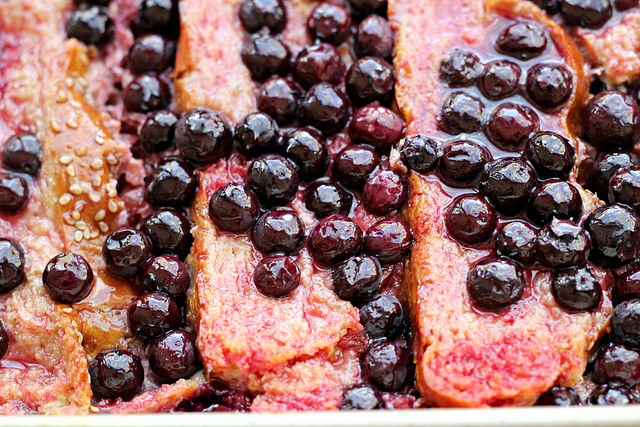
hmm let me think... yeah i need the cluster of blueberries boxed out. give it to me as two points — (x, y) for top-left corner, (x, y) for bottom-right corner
(531, 0), (637, 29)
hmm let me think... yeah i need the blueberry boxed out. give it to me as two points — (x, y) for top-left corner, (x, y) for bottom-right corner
(141, 209), (193, 259)
(208, 183), (260, 232)
(536, 219), (591, 269)
(123, 74), (171, 113)
(479, 158), (536, 214)
(252, 209), (305, 255)
(175, 108), (232, 165)
(354, 15), (393, 59)
(400, 135), (440, 174)
(149, 329), (200, 383)
(439, 91), (485, 135)
(103, 228), (153, 278)
(282, 128), (329, 181)
(485, 103), (540, 152)
(609, 165), (640, 209)
(257, 78), (301, 125)
(362, 169), (408, 215)
(591, 151), (640, 199)
(495, 221), (537, 266)
(0, 174), (29, 214)
(535, 386), (581, 406)
(241, 34), (291, 81)
(438, 140), (491, 186)
(253, 255), (300, 298)
(525, 132), (575, 180)
(2, 133), (42, 176)
(304, 180), (352, 218)
(361, 339), (411, 392)
(526, 64), (573, 110)
(246, 154), (299, 207)
(583, 91), (639, 151)
(446, 194), (497, 245)
(561, 0), (613, 29)
(234, 112), (280, 158)
(612, 299), (640, 349)
(495, 21), (548, 60)
(308, 214), (363, 267)
(307, 3), (351, 46)
(128, 34), (175, 74)
(364, 218), (412, 264)
(0, 239), (25, 294)
(239, 0), (287, 34)
(478, 60), (521, 100)
(467, 257), (526, 312)
(292, 43), (345, 88)
(140, 255), (190, 300)
(593, 343), (640, 386)
(585, 204), (640, 268)
(128, 292), (182, 341)
(346, 57), (395, 104)
(66, 5), (113, 47)
(89, 348), (144, 400)
(333, 145), (380, 189)
(588, 383), (640, 405)
(42, 253), (94, 304)
(347, 0), (387, 16)
(616, 268), (640, 302)
(297, 82), (350, 135)
(139, 111), (178, 153)
(145, 158), (197, 209)
(439, 50), (482, 88)
(528, 179), (583, 225)
(350, 105), (404, 153)
(138, 0), (177, 34)
(341, 384), (385, 410)
(332, 255), (381, 303)
(359, 294), (403, 339)
(552, 267), (602, 312)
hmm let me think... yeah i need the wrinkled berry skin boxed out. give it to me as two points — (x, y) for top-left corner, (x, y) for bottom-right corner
(362, 170), (408, 216)
(535, 386), (581, 406)
(587, 383), (640, 405)
(253, 256), (300, 298)
(364, 218), (412, 264)
(585, 204), (640, 269)
(340, 384), (385, 410)
(552, 267), (602, 312)
(176, 109), (232, 165)
(593, 343), (640, 386)
(308, 215), (363, 267)
(612, 299), (640, 349)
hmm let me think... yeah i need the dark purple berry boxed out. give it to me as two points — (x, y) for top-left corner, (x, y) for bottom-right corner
(209, 183), (260, 232)
(176, 108), (232, 165)
(588, 383), (640, 405)
(362, 169), (408, 215)
(332, 255), (381, 303)
(103, 228), (153, 278)
(42, 253), (94, 304)
(241, 34), (291, 81)
(341, 384), (385, 410)
(123, 74), (171, 113)
(525, 132), (575, 179)
(293, 43), (345, 88)
(616, 269), (640, 301)
(333, 145), (380, 189)
(145, 159), (197, 209)
(346, 57), (395, 104)
(2, 133), (41, 176)
(234, 112), (280, 158)
(485, 103), (540, 152)
(612, 299), (640, 348)
(526, 64), (573, 110)
(308, 214), (363, 266)
(141, 209), (192, 258)
(400, 135), (440, 174)
(0, 174), (29, 214)
(149, 329), (200, 383)
(246, 154), (299, 207)
(439, 91), (485, 135)
(140, 111), (178, 153)
(257, 78), (301, 125)
(347, 0), (387, 16)
(439, 49), (482, 88)
(615, 0), (637, 10)
(239, 0), (287, 33)
(307, 3), (351, 45)
(297, 82), (350, 135)
(361, 339), (411, 392)
(591, 151), (640, 199)
(0, 321), (8, 359)
(128, 292), (182, 341)
(495, 221), (537, 266)
(536, 219), (591, 269)
(253, 255), (300, 298)
(609, 165), (640, 209)
(355, 15), (393, 58)
(66, 5), (113, 46)
(583, 91), (639, 151)
(0, 239), (24, 294)
(364, 218), (412, 264)
(438, 140), (491, 186)
(552, 267), (602, 312)
(479, 158), (536, 214)
(350, 105), (404, 153)
(495, 21), (548, 60)
(593, 343), (640, 385)
(140, 255), (190, 300)
(528, 179), (583, 225)
(128, 34), (174, 74)
(446, 194), (497, 245)
(467, 257), (526, 312)
(252, 209), (305, 255)
(585, 204), (640, 268)
(90, 348), (144, 400)
(561, 0), (613, 29)
(304, 180), (352, 218)
(478, 60), (521, 100)
(535, 387), (580, 406)
(282, 128), (329, 181)
(359, 294), (403, 339)
(138, 0), (177, 34)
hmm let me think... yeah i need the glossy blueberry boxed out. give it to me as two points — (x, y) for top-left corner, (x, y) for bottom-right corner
(616, 268), (640, 301)
(308, 214), (363, 266)
(234, 112), (280, 158)
(176, 108), (232, 165)
(467, 257), (526, 312)
(583, 91), (639, 151)
(535, 387), (580, 406)
(293, 43), (345, 88)
(304, 180), (352, 218)
(593, 343), (640, 386)
(612, 299), (640, 348)
(610, 166), (640, 210)
(350, 105), (404, 153)
(439, 49), (483, 88)
(332, 255), (381, 303)
(340, 384), (385, 410)
(145, 159), (197, 209)
(0, 174), (29, 214)
(140, 111), (178, 153)
(239, 0), (287, 33)
(438, 140), (491, 186)
(591, 151), (640, 199)
(446, 194), (497, 245)
(90, 348), (144, 400)
(536, 219), (591, 269)
(346, 57), (395, 104)
(360, 294), (404, 339)
(347, 0), (387, 16)
(209, 183), (260, 232)
(480, 158), (536, 214)
(297, 82), (350, 135)
(128, 34), (174, 74)
(141, 209), (192, 258)
(364, 218), (412, 264)
(552, 267), (602, 312)
(123, 74), (171, 113)
(361, 339), (411, 392)
(241, 34), (291, 81)
(528, 179), (583, 225)
(2, 133), (41, 176)
(485, 103), (540, 152)
(282, 128), (329, 181)
(439, 91), (485, 135)
(478, 60), (521, 100)
(149, 329), (200, 383)
(140, 255), (190, 300)
(66, 5), (113, 46)
(252, 209), (305, 255)
(495, 221), (537, 267)
(526, 64), (573, 110)
(354, 15), (393, 59)
(246, 154), (299, 207)
(253, 255), (300, 298)
(257, 78), (301, 125)
(495, 21), (548, 60)
(333, 145), (380, 189)
(307, 3), (351, 45)
(43, 253), (94, 304)
(561, 0), (613, 29)
(362, 169), (408, 215)
(138, 0), (177, 34)
(588, 383), (640, 405)
(128, 292), (182, 341)
(400, 135), (440, 174)
(525, 132), (575, 179)
(0, 239), (24, 294)
(585, 204), (640, 268)
(103, 228), (153, 278)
